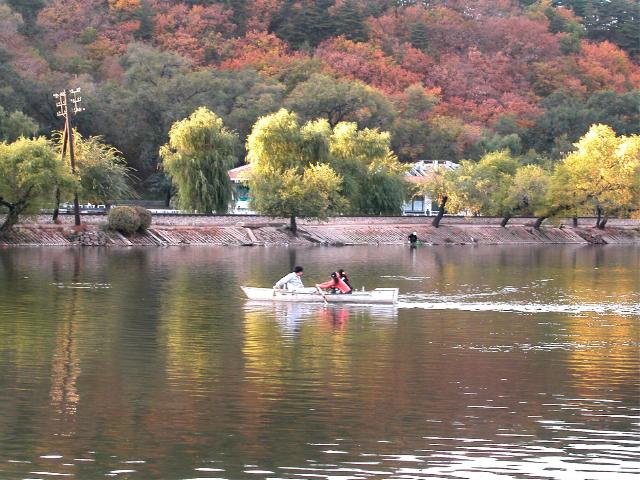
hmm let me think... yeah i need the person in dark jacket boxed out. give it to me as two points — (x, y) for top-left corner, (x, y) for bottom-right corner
(337, 269), (352, 292)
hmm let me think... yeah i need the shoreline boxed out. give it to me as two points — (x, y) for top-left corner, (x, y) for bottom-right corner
(1, 215), (639, 246)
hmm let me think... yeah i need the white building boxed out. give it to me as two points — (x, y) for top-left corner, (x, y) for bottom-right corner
(228, 164), (255, 214)
(402, 160), (458, 216)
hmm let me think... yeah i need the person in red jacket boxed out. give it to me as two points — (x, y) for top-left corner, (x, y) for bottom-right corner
(316, 271), (352, 294)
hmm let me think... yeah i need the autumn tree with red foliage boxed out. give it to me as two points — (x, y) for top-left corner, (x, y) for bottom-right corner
(316, 37), (422, 94)
(153, 2), (235, 66)
(220, 31), (307, 77)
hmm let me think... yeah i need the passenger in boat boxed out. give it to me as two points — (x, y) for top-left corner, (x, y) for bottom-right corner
(274, 266), (306, 291)
(316, 272), (352, 294)
(337, 269), (353, 293)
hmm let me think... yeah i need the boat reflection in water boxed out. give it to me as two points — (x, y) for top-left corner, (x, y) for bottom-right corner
(243, 301), (398, 335)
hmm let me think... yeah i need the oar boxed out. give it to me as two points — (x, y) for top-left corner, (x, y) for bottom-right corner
(315, 285), (329, 306)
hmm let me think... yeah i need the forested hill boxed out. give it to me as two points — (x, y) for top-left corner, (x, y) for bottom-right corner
(1, 0), (638, 182)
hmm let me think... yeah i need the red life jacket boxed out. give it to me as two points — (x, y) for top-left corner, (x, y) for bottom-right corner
(317, 276), (351, 293)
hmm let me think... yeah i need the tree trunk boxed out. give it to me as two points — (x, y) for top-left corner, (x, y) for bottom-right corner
(52, 187), (61, 223)
(73, 192), (81, 226)
(597, 211), (608, 229)
(0, 197), (20, 235)
(165, 189), (171, 208)
(289, 215), (297, 236)
(500, 214), (511, 227)
(595, 205), (602, 228)
(533, 216), (547, 230)
(572, 216), (578, 227)
(432, 195), (448, 228)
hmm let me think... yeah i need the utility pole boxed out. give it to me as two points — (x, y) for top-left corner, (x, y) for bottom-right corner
(53, 88), (84, 226)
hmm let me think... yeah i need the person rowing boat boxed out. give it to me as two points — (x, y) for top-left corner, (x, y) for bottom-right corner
(316, 271), (352, 294)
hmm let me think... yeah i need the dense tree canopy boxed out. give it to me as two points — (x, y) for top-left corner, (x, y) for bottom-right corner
(0, 0), (636, 200)
(439, 123), (640, 227)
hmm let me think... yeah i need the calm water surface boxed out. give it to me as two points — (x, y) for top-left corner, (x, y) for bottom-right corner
(0, 245), (638, 480)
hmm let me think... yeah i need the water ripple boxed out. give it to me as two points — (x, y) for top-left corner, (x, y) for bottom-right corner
(398, 294), (640, 316)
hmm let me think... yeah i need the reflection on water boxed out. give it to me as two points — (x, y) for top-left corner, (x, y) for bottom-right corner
(0, 245), (638, 480)
(244, 302), (398, 336)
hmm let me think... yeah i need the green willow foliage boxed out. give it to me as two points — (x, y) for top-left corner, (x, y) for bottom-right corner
(160, 107), (238, 214)
(246, 109), (344, 232)
(0, 136), (74, 233)
(53, 130), (136, 205)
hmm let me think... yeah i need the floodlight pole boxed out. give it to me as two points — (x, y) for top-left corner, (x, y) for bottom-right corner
(53, 88), (84, 226)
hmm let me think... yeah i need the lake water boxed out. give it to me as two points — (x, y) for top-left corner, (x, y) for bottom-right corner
(0, 245), (638, 480)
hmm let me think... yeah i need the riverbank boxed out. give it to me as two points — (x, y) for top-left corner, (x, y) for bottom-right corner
(1, 215), (639, 246)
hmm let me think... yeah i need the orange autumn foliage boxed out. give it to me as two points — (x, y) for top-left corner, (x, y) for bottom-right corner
(219, 31), (307, 77)
(315, 37), (423, 94)
(153, 3), (234, 66)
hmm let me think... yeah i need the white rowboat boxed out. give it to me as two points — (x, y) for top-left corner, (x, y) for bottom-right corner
(241, 286), (399, 304)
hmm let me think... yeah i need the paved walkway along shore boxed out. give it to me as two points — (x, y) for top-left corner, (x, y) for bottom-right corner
(1, 215), (639, 246)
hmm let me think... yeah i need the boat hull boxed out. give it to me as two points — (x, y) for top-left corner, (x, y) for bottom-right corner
(241, 287), (399, 304)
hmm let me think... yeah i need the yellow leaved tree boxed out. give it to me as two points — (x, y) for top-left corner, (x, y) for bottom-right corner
(553, 124), (640, 228)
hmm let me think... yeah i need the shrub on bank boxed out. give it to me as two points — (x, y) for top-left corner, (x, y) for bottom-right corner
(133, 206), (152, 231)
(107, 206), (141, 234)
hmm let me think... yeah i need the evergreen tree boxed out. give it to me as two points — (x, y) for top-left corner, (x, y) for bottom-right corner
(272, 0), (336, 49)
(553, 0), (639, 57)
(133, 0), (155, 41)
(6, 0), (44, 36)
(306, 0), (337, 47)
(333, 0), (368, 42)
(409, 21), (429, 52)
(525, 90), (640, 158)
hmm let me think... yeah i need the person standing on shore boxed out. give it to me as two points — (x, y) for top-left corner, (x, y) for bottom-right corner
(408, 231), (418, 246)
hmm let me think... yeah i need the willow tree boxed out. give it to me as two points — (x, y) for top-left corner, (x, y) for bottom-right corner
(53, 131), (135, 213)
(246, 109), (345, 234)
(329, 122), (409, 215)
(0, 137), (75, 234)
(74, 133), (136, 205)
(160, 107), (238, 213)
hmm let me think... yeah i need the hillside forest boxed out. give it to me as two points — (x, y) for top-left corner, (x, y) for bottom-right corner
(0, 0), (638, 196)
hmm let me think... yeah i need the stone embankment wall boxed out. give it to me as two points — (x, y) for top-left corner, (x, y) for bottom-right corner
(1, 214), (639, 246)
(12, 213), (640, 228)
